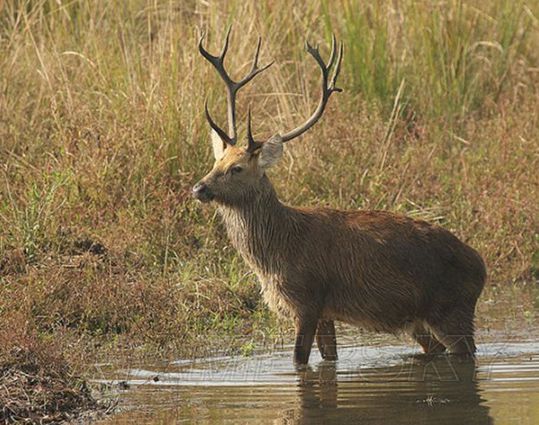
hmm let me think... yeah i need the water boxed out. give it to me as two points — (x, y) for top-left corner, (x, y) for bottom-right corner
(95, 284), (538, 424)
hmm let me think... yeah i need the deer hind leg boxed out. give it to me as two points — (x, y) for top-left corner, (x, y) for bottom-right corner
(411, 322), (446, 354)
(316, 320), (338, 361)
(427, 309), (477, 355)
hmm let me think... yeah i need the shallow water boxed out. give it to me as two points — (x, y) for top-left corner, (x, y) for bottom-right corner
(96, 284), (539, 424)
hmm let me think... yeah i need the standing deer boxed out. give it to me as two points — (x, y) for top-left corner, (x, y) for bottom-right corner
(193, 30), (486, 365)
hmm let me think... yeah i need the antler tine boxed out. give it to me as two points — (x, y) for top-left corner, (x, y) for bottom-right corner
(330, 42), (344, 92)
(198, 29), (233, 85)
(246, 108), (264, 153)
(220, 26), (231, 58)
(204, 100), (233, 145)
(237, 37), (275, 89)
(327, 34), (338, 71)
(199, 28), (273, 145)
(280, 34), (344, 143)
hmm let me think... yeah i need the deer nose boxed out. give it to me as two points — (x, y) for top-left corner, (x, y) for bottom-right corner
(192, 181), (213, 202)
(192, 181), (207, 196)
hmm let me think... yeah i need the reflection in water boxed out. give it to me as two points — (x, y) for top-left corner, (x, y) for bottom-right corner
(280, 356), (492, 425)
(97, 343), (539, 425)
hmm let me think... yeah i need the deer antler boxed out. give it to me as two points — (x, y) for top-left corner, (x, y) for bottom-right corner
(199, 28), (273, 145)
(280, 35), (343, 143)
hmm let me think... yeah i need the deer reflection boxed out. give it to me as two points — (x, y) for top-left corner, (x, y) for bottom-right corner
(277, 355), (493, 425)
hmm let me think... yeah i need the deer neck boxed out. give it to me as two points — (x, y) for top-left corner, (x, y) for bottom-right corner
(218, 175), (291, 273)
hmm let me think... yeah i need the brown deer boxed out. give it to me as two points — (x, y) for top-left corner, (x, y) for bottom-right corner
(193, 30), (486, 365)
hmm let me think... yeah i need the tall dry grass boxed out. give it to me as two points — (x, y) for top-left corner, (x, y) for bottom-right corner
(0, 0), (538, 356)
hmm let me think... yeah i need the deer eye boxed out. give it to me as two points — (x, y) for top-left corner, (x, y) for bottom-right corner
(230, 165), (243, 175)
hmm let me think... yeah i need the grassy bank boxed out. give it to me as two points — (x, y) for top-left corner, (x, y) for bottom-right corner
(1, 0), (538, 418)
(0, 315), (108, 422)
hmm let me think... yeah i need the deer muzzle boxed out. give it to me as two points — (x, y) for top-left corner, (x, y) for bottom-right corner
(192, 181), (214, 203)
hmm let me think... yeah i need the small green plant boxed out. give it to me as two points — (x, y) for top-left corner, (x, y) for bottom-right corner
(240, 341), (255, 357)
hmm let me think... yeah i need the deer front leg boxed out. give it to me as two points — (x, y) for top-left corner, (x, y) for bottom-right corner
(294, 316), (318, 365)
(316, 320), (338, 360)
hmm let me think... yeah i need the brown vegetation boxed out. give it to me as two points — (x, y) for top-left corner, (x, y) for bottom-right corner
(0, 0), (538, 419)
(0, 316), (105, 423)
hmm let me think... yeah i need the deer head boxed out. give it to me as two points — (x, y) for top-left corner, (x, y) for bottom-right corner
(193, 29), (343, 205)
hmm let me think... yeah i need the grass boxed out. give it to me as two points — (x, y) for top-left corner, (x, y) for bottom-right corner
(327, 0), (537, 121)
(0, 0), (538, 419)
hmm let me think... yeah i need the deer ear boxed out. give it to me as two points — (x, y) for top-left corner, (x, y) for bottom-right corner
(211, 130), (227, 160)
(258, 136), (283, 169)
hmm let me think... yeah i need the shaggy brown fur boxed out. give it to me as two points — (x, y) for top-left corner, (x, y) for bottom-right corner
(193, 144), (486, 365)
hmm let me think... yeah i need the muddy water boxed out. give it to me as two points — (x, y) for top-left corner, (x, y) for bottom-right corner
(96, 284), (538, 424)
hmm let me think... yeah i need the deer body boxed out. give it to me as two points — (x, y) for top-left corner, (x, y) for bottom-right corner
(216, 172), (485, 363)
(194, 31), (486, 364)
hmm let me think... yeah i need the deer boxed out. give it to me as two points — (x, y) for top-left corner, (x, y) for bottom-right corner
(192, 29), (486, 366)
